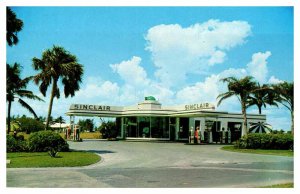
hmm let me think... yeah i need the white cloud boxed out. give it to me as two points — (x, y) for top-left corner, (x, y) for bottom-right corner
(144, 82), (175, 104)
(110, 56), (150, 87)
(218, 68), (248, 79)
(174, 68), (247, 112)
(176, 75), (220, 104)
(76, 80), (120, 100)
(268, 75), (284, 84)
(246, 51), (271, 83)
(208, 50), (226, 66)
(145, 19), (251, 87)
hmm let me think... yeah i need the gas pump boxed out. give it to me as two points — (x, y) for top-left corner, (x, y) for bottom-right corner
(189, 127), (194, 144)
(73, 125), (80, 141)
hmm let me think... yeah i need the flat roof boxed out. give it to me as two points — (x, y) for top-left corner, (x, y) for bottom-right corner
(65, 99), (266, 120)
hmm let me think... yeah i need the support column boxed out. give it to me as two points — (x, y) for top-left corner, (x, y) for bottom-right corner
(221, 121), (227, 143)
(200, 118), (205, 141)
(209, 131), (213, 143)
(175, 117), (180, 140)
(121, 117), (124, 139)
(69, 115), (75, 140)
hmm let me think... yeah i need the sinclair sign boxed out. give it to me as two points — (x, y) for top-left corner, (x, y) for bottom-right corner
(70, 104), (114, 111)
(184, 103), (215, 111)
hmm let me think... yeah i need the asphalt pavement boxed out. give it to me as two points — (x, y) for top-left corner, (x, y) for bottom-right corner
(6, 140), (294, 188)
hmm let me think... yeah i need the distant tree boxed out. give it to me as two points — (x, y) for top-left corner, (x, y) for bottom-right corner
(272, 81), (294, 134)
(32, 45), (84, 130)
(37, 116), (46, 122)
(78, 119), (94, 132)
(7, 7), (23, 46)
(217, 76), (257, 136)
(16, 117), (45, 134)
(55, 116), (66, 130)
(6, 63), (44, 134)
(247, 83), (278, 114)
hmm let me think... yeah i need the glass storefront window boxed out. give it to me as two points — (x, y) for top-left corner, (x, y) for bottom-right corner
(116, 117), (122, 137)
(124, 116), (170, 139)
(124, 117), (137, 137)
(138, 117), (150, 138)
(151, 117), (169, 138)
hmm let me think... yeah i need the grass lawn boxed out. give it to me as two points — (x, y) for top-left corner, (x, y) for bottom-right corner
(7, 151), (101, 168)
(59, 132), (103, 139)
(260, 183), (293, 188)
(221, 145), (293, 157)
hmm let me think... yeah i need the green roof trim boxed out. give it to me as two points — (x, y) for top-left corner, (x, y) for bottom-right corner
(145, 96), (156, 101)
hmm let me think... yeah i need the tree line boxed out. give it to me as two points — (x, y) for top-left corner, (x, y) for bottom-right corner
(6, 7), (84, 133)
(217, 76), (294, 135)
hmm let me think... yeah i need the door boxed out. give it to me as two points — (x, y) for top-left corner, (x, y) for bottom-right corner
(126, 123), (137, 137)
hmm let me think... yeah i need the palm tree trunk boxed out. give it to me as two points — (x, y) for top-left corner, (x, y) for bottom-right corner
(258, 105), (262, 114)
(45, 80), (57, 130)
(241, 101), (248, 137)
(7, 100), (12, 134)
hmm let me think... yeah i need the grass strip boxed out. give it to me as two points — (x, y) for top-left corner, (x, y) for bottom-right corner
(260, 183), (293, 188)
(221, 145), (293, 157)
(7, 151), (101, 168)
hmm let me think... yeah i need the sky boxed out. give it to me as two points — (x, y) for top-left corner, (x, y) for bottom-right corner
(6, 6), (294, 130)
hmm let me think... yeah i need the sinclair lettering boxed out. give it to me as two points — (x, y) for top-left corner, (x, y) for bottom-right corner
(185, 103), (213, 110)
(74, 104), (111, 111)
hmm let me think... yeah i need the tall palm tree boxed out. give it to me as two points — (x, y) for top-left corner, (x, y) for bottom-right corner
(32, 45), (84, 130)
(7, 7), (23, 46)
(6, 63), (44, 134)
(247, 83), (278, 114)
(217, 76), (257, 136)
(272, 81), (294, 133)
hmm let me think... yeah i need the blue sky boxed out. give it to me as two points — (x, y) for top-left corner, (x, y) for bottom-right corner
(6, 6), (294, 130)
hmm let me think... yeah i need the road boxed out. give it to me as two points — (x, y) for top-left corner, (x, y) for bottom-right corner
(7, 140), (293, 188)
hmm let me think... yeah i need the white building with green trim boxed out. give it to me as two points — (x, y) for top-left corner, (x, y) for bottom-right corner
(66, 96), (266, 143)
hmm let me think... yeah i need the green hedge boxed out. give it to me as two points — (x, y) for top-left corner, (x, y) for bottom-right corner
(234, 133), (293, 150)
(28, 130), (69, 152)
(7, 135), (28, 152)
(15, 117), (45, 134)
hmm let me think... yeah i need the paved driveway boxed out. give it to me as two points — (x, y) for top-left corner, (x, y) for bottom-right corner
(7, 140), (293, 188)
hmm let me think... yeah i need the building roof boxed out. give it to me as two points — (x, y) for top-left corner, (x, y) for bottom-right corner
(65, 97), (266, 121)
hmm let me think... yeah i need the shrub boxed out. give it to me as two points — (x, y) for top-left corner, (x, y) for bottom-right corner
(99, 121), (118, 139)
(16, 117), (45, 134)
(235, 133), (293, 150)
(7, 135), (28, 152)
(28, 130), (69, 152)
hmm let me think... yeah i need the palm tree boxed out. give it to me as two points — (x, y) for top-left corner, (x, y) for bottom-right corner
(55, 116), (66, 130)
(272, 81), (294, 133)
(217, 76), (257, 136)
(32, 45), (84, 130)
(7, 7), (23, 46)
(6, 63), (44, 134)
(247, 83), (278, 114)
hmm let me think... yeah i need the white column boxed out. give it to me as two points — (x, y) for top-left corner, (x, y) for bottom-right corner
(121, 117), (124, 139)
(221, 121), (227, 143)
(209, 131), (213, 143)
(200, 118), (205, 141)
(175, 117), (179, 140)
